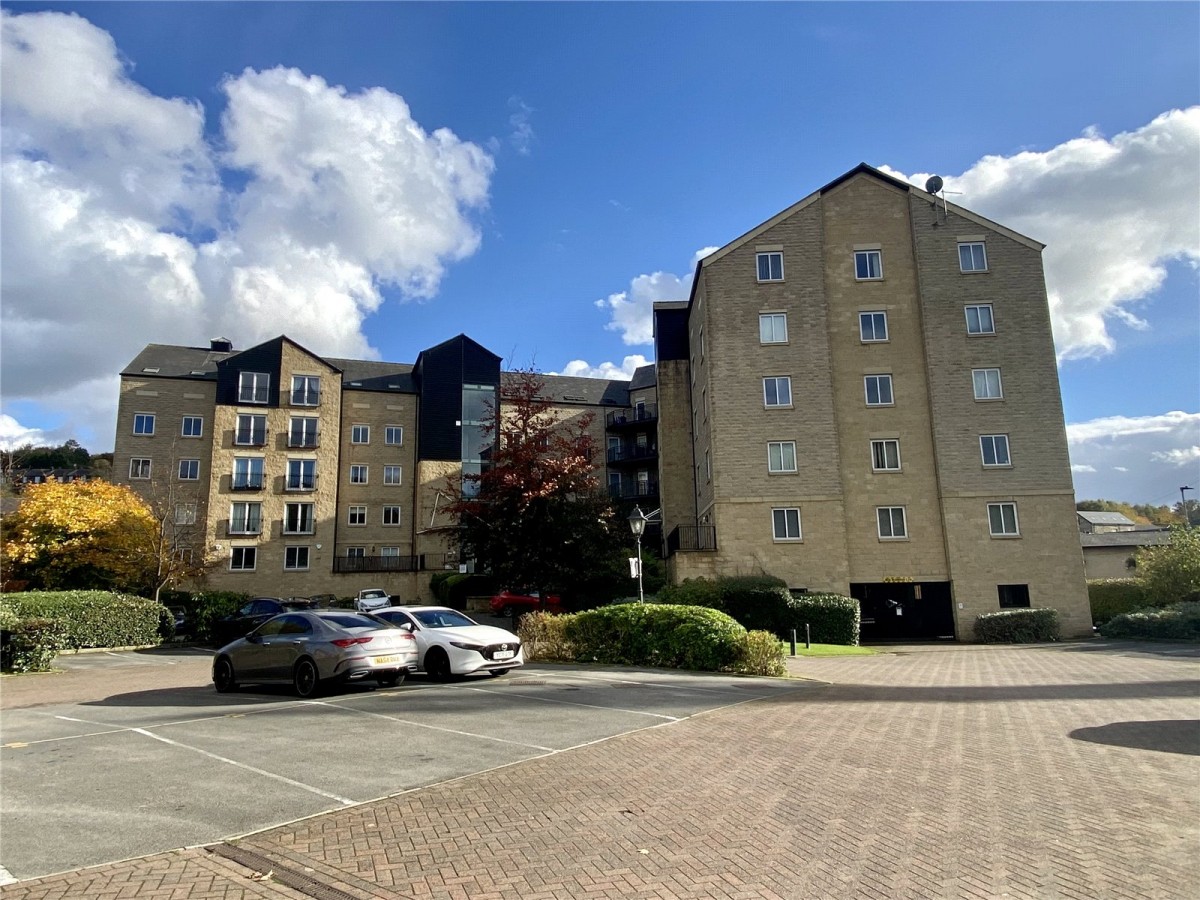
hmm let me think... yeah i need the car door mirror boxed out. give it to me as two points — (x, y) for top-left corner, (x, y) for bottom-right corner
(245, 632), (262, 644)
(400, 622), (414, 632)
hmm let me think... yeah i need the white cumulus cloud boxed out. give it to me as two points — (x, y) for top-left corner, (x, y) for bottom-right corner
(1066, 411), (1200, 502)
(595, 246), (719, 346)
(1152, 446), (1200, 466)
(553, 355), (652, 381)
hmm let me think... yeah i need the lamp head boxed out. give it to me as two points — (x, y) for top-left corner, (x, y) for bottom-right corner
(627, 506), (647, 536)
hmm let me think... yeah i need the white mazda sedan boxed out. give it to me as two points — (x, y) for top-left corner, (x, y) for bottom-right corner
(372, 606), (523, 680)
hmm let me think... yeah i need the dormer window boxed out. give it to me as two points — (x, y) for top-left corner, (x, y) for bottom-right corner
(239, 372), (270, 404)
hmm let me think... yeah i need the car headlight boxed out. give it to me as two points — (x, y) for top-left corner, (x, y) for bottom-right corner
(448, 641), (484, 652)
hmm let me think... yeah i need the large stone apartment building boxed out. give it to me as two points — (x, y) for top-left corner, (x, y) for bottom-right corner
(112, 163), (1091, 640)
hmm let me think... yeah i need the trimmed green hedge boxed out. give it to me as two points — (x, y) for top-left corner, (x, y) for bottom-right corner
(1099, 601), (1200, 641)
(1087, 579), (1150, 626)
(566, 604), (747, 671)
(738, 630), (787, 676)
(0, 591), (164, 650)
(1, 617), (68, 673)
(184, 591), (251, 644)
(974, 608), (1061, 643)
(432, 573), (496, 609)
(785, 593), (861, 646)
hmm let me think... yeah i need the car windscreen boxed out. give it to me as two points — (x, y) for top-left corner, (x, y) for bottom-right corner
(321, 613), (399, 631)
(411, 609), (478, 629)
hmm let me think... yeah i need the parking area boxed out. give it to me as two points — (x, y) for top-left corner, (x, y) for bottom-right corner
(0, 650), (805, 880)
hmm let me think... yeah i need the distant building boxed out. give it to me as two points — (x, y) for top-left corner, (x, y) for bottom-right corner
(1080, 529), (1171, 580)
(1076, 511), (1138, 533)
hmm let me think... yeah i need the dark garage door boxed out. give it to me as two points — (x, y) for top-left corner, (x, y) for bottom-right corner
(851, 582), (955, 642)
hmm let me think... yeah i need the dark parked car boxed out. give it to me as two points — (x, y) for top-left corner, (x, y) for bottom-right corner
(212, 597), (315, 646)
(212, 610), (419, 698)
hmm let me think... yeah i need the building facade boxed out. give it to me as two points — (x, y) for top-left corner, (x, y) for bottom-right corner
(112, 164), (1090, 639)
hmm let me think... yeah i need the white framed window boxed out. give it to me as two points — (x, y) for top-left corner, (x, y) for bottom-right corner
(346, 546), (365, 558)
(772, 507), (802, 541)
(380, 546), (401, 558)
(133, 413), (155, 436)
(284, 546), (310, 571)
(348, 505), (367, 526)
(181, 416), (203, 438)
(287, 459), (316, 490)
(972, 368), (1003, 400)
(130, 458), (151, 480)
(877, 506), (907, 539)
(229, 502), (261, 534)
(232, 457), (264, 490)
(980, 434), (1011, 467)
(864, 374), (894, 407)
(350, 464), (368, 485)
(174, 502), (197, 526)
(756, 252), (784, 282)
(704, 449), (711, 482)
(288, 417), (318, 448)
(235, 414), (267, 446)
(759, 313), (788, 344)
(290, 375), (320, 406)
(871, 439), (901, 472)
(384, 465), (402, 485)
(284, 502), (314, 535)
(959, 242), (988, 273)
(382, 505), (402, 526)
(855, 249), (883, 280)
(763, 376), (792, 408)
(965, 305), (995, 335)
(988, 502), (1020, 536)
(859, 311), (888, 342)
(230, 546), (257, 571)
(238, 371), (270, 404)
(385, 425), (404, 446)
(178, 459), (200, 481)
(351, 424), (370, 444)
(767, 441), (797, 473)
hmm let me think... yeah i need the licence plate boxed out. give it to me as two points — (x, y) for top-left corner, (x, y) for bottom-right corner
(372, 655), (402, 666)
(494, 650), (515, 660)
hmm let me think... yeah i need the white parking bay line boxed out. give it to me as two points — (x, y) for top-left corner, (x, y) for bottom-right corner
(0, 863), (16, 885)
(462, 686), (682, 719)
(306, 701), (557, 752)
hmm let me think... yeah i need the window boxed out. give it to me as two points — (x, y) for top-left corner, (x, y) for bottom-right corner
(287, 459), (316, 490)
(871, 439), (901, 471)
(238, 371), (270, 404)
(855, 249), (883, 280)
(133, 413), (155, 436)
(704, 449), (711, 482)
(759, 313), (788, 344)
(988, 502), (1020, 536)
(130, 458), (151, 480)
(348, 506), (367, 526)
(384, 465), (402, 485)
(235, 414), (267, 446)
(980, 434), (1011, 467)
(763, 376), (792, 407)
(385, 425), (404, 446)
(767, 441), (797, 473)
(174, 503), (197, 526)
(181, 416), (203, 438)
(350, 464), (368, 485)
(351, 424), (370, 444)
(864, 375), (894, 406)
(284, 502), (314, 534)
(232, 457), (264, 490)
(756, 252), (784, 282)
(284, 547), (310, 571)
(178, 459), (200, 481)
(382, 505), (402, 526)
(859, 311), (888, 342)
(290, 375), (320, 406)
(959, 242), (988, 273)
(230, 547), (257, 571)
(346, 546), (365, 558)
(380, 546), (401, 558)
(289, 417), (318, 448)
(973, 368), (1003, 400)
(772, 508), (802, 541)
(965, 305), (995, 335)
(229, 502), (261, 534)
(998, 584), (1030, 609)
(877, 506), (907, 539)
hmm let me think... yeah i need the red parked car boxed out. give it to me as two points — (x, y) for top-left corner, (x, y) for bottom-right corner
(489, 590), (563, 616)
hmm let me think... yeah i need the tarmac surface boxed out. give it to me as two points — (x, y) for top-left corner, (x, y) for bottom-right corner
(1, 639), (1198, 899)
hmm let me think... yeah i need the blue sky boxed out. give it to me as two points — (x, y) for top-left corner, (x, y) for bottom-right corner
(1, 2), (1197, 507)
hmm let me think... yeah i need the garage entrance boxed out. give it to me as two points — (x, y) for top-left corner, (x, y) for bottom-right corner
(851, 582), (955, 642)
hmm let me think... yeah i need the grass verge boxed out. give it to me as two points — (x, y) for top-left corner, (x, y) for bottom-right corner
(781, 642), (876, 658)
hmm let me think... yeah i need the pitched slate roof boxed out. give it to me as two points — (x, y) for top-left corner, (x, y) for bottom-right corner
(121, 344), (233, 380)
(1077, 511), (1137, 526)
(508, 371), (631, 406)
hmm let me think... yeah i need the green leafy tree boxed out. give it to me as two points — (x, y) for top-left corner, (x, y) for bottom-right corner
(446, 370), (631, 605)
(1134, 525), (1200, 605)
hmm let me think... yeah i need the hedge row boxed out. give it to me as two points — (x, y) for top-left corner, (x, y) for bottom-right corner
(1087, 579), (1150, 626)
(0, 590), (166, 651)
(974, 608), (1061, 643)
(1099, 601), (1200, 641)
(430, 573), (495, 610)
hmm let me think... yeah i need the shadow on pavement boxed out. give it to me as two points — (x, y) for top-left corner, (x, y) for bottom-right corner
(762, 679), (1200, 705)
(1054, 640), (1200, 660)
(1070, 720), (1200, 756)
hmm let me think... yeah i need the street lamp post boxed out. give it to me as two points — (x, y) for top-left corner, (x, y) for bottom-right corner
(628, 506), (647, 604)
(1182, 486), (1195, 525)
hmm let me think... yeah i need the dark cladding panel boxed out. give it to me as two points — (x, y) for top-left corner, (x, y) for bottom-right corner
(655, 307), (690, 361)
(416, 335), (501, 461)
(215, 338), (284, 407)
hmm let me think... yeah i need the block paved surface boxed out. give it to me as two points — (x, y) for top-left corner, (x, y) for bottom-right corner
(3, 641), (1198, 899)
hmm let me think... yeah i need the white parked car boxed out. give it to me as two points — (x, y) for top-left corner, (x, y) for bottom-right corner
(355, 588), (392, 613)
(372, 606), (523, 680)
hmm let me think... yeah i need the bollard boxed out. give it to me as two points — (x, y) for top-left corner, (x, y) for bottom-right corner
(805, 623), (811, 649)
(790, 628), (797, 657)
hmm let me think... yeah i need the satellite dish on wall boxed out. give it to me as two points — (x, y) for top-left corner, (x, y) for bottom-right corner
(925, 175), (944, 194)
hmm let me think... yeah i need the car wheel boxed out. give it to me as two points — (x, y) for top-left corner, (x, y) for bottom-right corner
(293, 658), (321, 698)
(488, 668), (510, 677)
(500, 605), (514, 617)
(378, 672), (406, 688)
(213, 657), (238, 692)
(425, 647), (453, 682)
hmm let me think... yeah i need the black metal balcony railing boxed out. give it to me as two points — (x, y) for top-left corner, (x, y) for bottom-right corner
(334, 555), (421, 574)
(667, 525), (717, 555)
(287, 436), (319, 449)
(234, 431), (268, 447)
(606, 405), (658, 428)
(226, 519), (262, 536)
(285, 475), (318, 491)
(607, 445), (658, 464)
(230, 476), (265, 491)
(238, 387), (271, 404)
(609, 480), (660, 500)
(290, 391), (321, 406)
